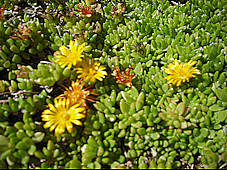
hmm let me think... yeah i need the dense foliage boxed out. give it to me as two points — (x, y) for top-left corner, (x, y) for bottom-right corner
(0, 0), (226, 169)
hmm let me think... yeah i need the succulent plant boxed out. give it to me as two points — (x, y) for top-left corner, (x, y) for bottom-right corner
(158, 98), (193, 129)
(201, 149), (219, 169)
(0, 80), (10, 92)
(28, 62), (71, 87)
(0, 0), (226, 169)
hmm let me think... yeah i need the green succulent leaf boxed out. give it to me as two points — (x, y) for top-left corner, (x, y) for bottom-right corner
(32, 132), (45, 143)
(214, 110), (226, 123)
(0, 135), (9, 153)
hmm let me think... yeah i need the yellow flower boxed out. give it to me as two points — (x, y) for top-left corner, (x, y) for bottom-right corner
(164, 59), (201, 86)
(54, 40), (85, 69)
(75, 59), (107, 82)
(41, 98), (85, 136)
(57, 80), (97, 107)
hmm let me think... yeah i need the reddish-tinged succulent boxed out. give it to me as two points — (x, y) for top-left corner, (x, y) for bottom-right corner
(112, 3), (126, 16)
(111, 65), (135, 87)
(76, 4), (94, 17)
(0, 5), (6, 21)
(15, 65), (32, 79)
(10, 23), (38, 42)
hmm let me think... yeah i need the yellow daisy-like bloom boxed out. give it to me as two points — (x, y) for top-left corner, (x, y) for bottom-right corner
(57, 80), (97, 107)
(41, 98), (85, 136)
(164, 59), (201, 86)
(75, 59), (107, 82)
(54, 40), (85, 69)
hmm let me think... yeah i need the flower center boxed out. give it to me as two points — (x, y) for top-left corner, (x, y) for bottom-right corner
(63, 113), (70, 121)
(59, 111), (70, 121)
(71, 89), (85, 99)
(178, 70), (186, 79)
(89, 67), (97, 75)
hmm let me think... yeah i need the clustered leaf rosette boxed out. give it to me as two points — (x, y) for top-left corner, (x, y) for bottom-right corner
(42, 39), (108, 136)
(111, 65), (135, 87)
(164, 59), (201, 86)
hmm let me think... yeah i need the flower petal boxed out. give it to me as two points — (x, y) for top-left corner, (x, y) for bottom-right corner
(66, 122), (73, 133)
(71, 120), (83, 126)
(59, 46), (70, 56)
